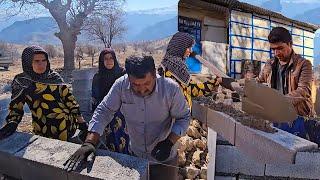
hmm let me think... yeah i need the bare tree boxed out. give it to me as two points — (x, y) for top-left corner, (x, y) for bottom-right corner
(0, 41), (17, 60)
(140, 41), (154, 55)
(0, 41), (9, 53)
(1, 0), (123, 72)
(75, 45), (84, 69)
(85, 8), (126, 48)
(85, 44), (98, 67)
(133, 42), (139, 52)
(119, 42), (126, 54)
(112, 42), (126, 54)
(44, 44), (58, 58)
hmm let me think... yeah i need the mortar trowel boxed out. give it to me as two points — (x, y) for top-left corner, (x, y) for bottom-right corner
(194, 54), (239, 91)
(242, 79), (297, 123)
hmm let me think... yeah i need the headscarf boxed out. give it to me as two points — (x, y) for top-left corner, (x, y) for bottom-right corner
(11, 45), (63, 101)
(160, 32), (194, 86)
(92, 49), (124, 101)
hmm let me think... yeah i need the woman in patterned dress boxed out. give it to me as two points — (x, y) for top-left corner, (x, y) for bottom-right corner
(91, 49), (129, 154)
(158, 32), (235, 107)
(0, 45), (88, 141)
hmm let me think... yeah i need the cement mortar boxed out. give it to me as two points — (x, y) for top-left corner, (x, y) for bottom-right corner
(194, 96), (276, 133)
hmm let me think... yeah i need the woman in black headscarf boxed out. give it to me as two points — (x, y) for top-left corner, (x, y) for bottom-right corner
(91, 49), (125, 109)
(159, 32), (234, 108)
(0, 45), (88, 141)
(91, 49), (129, 154)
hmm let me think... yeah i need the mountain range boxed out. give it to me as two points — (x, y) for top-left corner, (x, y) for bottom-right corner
(0, 7), (178, 44)
(0, 0), (319, 63)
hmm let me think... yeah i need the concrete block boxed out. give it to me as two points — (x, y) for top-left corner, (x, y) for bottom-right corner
(0, 152), (21, 179)
(19, 158), (68, 180)
(215, 176), (236, 180)
(77, 99), (91, 113)
(0, 94), (11, 110)
(0, 132), (37, 179)
(206, 109), (236, 145)
(0, 93), (30, 127)
(68, 149), (148, 180)
(14, 136), (73, 180)
(0, 110), (8, 127)
(215, 145), (265, 177)
(191, 100), (207, 123)
(265, 164), (320, 179)
(217, 135), (233, 146)
(72, 68), (97, 80)
(0, 94), (11, 126)
(295, 151), (320, 165)
(235, 123), (317, 164)
(0, 132), (36, 154)
(72, 80), (92, 92)
(207, 127), (217, 180)
(265, 151), (320, 179)
(14, 135), (148, 180)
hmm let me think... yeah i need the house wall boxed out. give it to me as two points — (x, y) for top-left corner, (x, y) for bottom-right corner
(179, 2), (316, 78)
(229, 10), (316, 78)
(178, 6), (229, 75)
(179, 7), (228, 43)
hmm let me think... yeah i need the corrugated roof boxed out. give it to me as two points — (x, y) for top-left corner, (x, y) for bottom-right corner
(179, 0), (319, 31)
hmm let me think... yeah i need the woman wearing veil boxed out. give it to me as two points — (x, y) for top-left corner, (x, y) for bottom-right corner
(0, 45), (88, 141)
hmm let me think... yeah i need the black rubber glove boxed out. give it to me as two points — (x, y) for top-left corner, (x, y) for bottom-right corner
(220, 77), (236, 91)
(77, 122), (88, 142)
(0, 122), (18, 140)
(151, 138), (174, 162)
(63, 142), (96, 172)
(305, 119), (320, 145)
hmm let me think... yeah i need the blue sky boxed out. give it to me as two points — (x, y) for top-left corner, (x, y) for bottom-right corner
(124, 0), (178, 11)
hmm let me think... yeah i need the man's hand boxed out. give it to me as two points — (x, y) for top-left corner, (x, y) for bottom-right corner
(151, 138), (174, 162)
(231, 82), (244, 97)
(63, 142), (96, 172)
(0, 122), (18, 140)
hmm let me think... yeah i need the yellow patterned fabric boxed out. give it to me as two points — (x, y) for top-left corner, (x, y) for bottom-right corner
(163, 70), (219, 108)
(6, 82), (81, 141)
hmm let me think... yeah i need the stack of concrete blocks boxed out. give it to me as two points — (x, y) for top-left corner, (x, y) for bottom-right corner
(0, 132), (148, 180)
(0, 94), (11, 127)
(192, 100), (320, 179)
(72, 68), (98, 122)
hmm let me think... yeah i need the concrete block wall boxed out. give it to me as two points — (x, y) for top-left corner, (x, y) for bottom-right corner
(215, 144), (320, 180)
(206, 109), (236, 145)
(192, 101), (318, 164)
(0, 132), (148, 180)
(192, 100), (320, 179)
(235, 122), (317, 164)
(265, 150), (320, 179)
(72, 68), (97, 122)
(207, 127), (217, 180)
